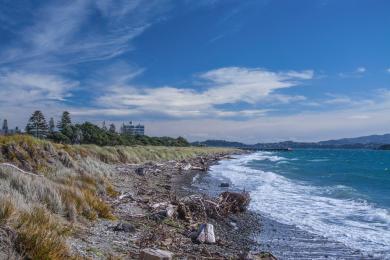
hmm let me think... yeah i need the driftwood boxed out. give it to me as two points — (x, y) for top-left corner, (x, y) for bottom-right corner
(0, 163), (43, 177)
(218, 191), (250, 214)
(177, 192), (250, 222)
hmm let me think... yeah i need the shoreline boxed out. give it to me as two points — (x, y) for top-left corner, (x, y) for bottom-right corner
(69, 150), (274, 259)
(67, 149), (380, 259)
(193, 151), (379, 260)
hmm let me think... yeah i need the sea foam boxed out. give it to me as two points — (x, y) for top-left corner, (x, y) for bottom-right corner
(210, 152), (390, 258)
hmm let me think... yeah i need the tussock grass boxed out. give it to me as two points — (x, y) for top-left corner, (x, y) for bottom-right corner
(0, 196), (15, 224)
(0, 135), (237, 258)
(15, 207), (70, 260)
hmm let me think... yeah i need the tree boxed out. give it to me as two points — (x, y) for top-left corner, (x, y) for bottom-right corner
(109, 123), (116, 133)
(49, 117), (55, 133)
(26, 111), (48, 138)
(57, 111), (72, 131)
(78, 122), (109, 146)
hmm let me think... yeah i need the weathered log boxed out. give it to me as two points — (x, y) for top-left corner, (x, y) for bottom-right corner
(218, 191), (250, 214)
(177, 192), (250, 222)
(139, 248), (173, 260)
(196, 223), (216, 244)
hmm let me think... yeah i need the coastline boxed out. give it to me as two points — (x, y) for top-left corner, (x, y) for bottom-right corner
(69, 150), (273, 259)
(68, 149), (377, 259)
(191, 151), (380, 260)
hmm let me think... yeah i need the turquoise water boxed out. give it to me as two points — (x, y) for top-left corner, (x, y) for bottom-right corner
(250, 149), (390, 208)
(208, 149), (390, 258)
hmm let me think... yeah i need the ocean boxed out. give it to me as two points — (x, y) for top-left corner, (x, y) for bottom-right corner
(194, 149), (390, 259)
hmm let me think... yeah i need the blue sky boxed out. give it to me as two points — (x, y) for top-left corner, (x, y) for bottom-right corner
(0, 0), (390, 143)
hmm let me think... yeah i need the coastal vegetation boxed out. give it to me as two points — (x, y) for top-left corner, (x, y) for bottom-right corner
(24, 110), (190, 147)
(0, 134), (235, 259)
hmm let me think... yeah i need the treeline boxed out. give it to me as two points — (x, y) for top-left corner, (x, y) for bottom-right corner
(24, 110), (189, 147)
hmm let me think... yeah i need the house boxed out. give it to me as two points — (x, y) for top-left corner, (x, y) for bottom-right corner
(121, 121), (145, 135)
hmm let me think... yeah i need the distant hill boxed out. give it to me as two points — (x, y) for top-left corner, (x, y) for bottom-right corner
(193, 133), (390, 149)
(318, 134), (390, 145)
(191, 140), (247, 148)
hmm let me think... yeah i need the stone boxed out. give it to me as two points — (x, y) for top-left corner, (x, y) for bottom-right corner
(220, 182), (229, 188)
(113, 222), (135, 233)
(135, 167), (145, 176)
(182, 163), (192, 171)
(151, 202), (168, 209)
(151, 211), (167, 221)
(166, 205), (176, 218)
(196, 223), (216, 244)
(139, 248), (173, 260)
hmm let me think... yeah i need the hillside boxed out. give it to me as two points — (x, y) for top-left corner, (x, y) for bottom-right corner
(318, 133), (390, 145)
(194, 133), (390, 149)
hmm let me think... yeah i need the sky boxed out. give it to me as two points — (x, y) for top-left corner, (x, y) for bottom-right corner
(0, 0), (390, 143)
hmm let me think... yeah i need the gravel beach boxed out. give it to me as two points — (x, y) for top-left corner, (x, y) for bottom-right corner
(69, 152), (273, 259)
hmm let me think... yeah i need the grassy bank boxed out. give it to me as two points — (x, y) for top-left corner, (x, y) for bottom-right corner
(0, 135), (237, 259)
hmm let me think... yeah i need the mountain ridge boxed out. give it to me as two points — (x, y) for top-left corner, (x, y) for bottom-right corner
(193, 133), (390, 149)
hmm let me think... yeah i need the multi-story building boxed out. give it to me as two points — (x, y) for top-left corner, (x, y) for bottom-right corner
(0, 119), (20, 135)
(121, 121), (145, 135)
(1, 119), (8, 135)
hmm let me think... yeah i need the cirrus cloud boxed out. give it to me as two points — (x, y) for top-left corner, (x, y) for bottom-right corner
(89, 67), (313, 119)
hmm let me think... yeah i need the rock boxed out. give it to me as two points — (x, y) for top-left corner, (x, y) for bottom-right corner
(220, 182), (229, 188)
(139, 248), (173, 260)
(113, 222), (135, 233)
(150, 211), (167, 221)
(196, 223), (216, 244)
(151, 202), (168, 209)
(182, 163), (192, 171)
(166, 205), (176, 218)
(240, 251), (277, 260)
(151, 203), (176, 218)
(135, 167), (145, 176)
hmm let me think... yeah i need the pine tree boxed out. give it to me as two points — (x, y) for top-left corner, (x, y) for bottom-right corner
(26, 111), (48, 138)
(49, 117), (55, 133)
(109, 123), (116, 133)
(57, 111), (72, 130)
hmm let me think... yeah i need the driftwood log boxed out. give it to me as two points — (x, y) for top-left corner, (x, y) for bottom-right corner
(177, 191), (250, 222)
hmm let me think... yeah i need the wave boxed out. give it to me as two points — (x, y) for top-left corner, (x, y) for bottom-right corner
(209, 152), (390, 258)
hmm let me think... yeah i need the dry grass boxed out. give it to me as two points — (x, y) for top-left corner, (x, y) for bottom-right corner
(0, 134), (237, 258)
(0, 196), (15, 224)
(15, 207), (70, 260)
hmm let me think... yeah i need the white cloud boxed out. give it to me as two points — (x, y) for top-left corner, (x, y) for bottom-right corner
(0, 0), (169, 68)
(283, 70), (314, 79)
(324, 96), (353, 105)
(338, 67), (367, 78)
(141, 98), (390, 143)
(387, 68), (390, 73)
(356, 67), (366, 73)
(0, 71), (78, 103)
(93, 67), (313, 118)
(323, 94), (375, 107)
(0, 71), (79, 129)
